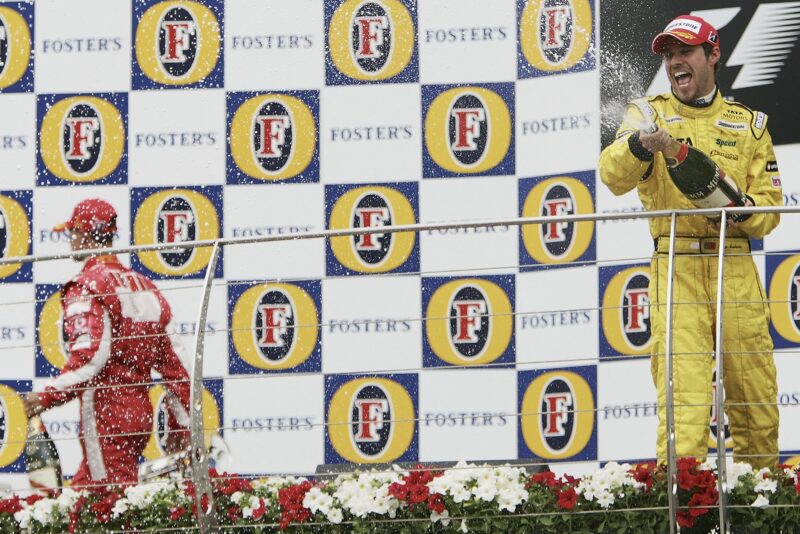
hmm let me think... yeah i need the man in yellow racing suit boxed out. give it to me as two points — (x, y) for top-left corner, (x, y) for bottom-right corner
(599, 14), (782, 469)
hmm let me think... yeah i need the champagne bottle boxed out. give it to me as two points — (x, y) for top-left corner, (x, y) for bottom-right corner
(661, 140), (748, 210)
(25, 416), (63, 496)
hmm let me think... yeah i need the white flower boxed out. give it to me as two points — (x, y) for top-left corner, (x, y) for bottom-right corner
(754, 478), (777, 494)
(112, 498), (130, 518)
(230, 491), (245, 505)
(430, 509), (450, 526)
(751, 494), (770, 508)
(326, 507), (343, 524)
(460, 518), (469, 532)
(242, 497), (264, 519)
(596, 492), (615, 509)
(13, 508), (32, 529)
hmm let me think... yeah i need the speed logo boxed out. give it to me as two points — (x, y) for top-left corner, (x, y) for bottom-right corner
(325, 375), (417, 464)
(519, 172), (595, 269)
(599, 264), (651, 358)
(0, 190), (31, 282)
(131, 186), (222, 279)
(423, 83), (514, 177)
(518, 0), (595, 77)
(326, 183), (419, 276)
(143, 379), (222, 460)
(325, 0), (417, 84)
(423, 276), (515, 367)
(229, 281), (321, 373)
(0, 4), (33, 92)
(227, 91), (319, 184)
(37, 93), (127, 185)
(35, 285), (68, 377)
(767, 253), (800, 348)
(0, 381), (29, 471)
(133, 0), (223, 89)
(519, 368), (596, 461)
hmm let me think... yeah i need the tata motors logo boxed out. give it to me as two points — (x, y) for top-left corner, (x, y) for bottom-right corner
(0, 381), (30, 471)
(767, 252), (800, 349)
(0, 3), (33, 92)
(325, 374), (417, 464)
(0, 190), (31, 282)
(37, 94), (127, 186)
(517, 0), (595, 78)
(226, 91), (319, 184)
(228, 281), (321, 374)
(599, 264), (652, 358)
(422, 83), (514, 178)
(325, 0), (418, 85)
(143, 379), (222, 460)
(519, 172), (595, 270)
(519, 368), (596, 461)
(35, 284), (68, 378)
(326, 183), (419, 276)
(423, 276), (515, 367)
(131, 186), (223, 279)
(133, 0), (223, 89)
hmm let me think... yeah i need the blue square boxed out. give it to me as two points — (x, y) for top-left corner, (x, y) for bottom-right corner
(0, 190), (32, 282)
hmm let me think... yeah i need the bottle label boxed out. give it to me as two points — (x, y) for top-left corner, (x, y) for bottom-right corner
(691, 186), (735, 209)
(28, 467), (60, 493)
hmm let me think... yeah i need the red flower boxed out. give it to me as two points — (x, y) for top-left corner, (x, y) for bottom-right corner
(795, 479), (800, 497)
(0, 496), (23, 514)
(278, 481), (313, 530)
(677, 470), (696, 490)
(631, 464), (654, 492)
(676, 457), (698, 471)
(250, 498), (267, 520)
(556, 488), (578, 510)
(170, 506), (187, 521)
(677, 511), (694, 529)
(427, 494), (446, 514)
(529, 471), (558, 488)
(227, 505), (240, 522)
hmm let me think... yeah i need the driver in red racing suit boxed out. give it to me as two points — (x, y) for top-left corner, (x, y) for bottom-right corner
(24, 199), (191, 487)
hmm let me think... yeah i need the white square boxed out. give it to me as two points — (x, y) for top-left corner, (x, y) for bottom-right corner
(776, 352), (800, 452)
(418, 369), (517, 461)
(596, 359), (658, 462)
(419, 176), (517, 275)
(34, 381), (83, 478)
(0, 284), (34, 380)
(319, 84), (422, 183)
(34, 0), (132, 93)
(595, 185), (653, 264)
(155, 280), (228, 378)
(516, 267), (599, 368)
(321, 275), (421, 374)
(418, 0), (517, 84)
(225, 0), (325, 90)
(516, 71), (601, 177)
(0, 94), (36, 188)
(32, 186), (131, 284)
(223, 184), (325, 280)
(224, 374), (324, 474)
(128, 90), (226, 186)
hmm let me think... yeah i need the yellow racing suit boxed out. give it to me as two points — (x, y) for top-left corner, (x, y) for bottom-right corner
(599, 90), (782, 469)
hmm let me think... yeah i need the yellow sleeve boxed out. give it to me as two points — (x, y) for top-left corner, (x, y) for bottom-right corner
(599, 103), (655, 196)
(738, 127), (782, 238)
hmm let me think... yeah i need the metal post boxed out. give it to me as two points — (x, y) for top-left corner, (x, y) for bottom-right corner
(189, 241), (221, 532)
(664, 213), (678, 534)
(714, 212), (730, 533)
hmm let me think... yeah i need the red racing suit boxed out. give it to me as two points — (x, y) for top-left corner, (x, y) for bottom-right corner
(37, 255), (191, 487)
(599, 90), (782, 468)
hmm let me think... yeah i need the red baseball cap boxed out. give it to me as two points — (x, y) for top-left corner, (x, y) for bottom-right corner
(54, 198), (118, 234)
(651, 15), (720, 54)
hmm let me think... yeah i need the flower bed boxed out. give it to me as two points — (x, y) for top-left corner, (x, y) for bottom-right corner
(1, 459), (799, 533)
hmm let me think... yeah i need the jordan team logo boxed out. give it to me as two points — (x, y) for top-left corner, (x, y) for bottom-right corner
(37, 94), (128, 186)
(599, 264), (652, 358)
(325, 0), (418, 85)
(518, 0), (595, 78)
(423, 276), (515, 367)
(143, 379), (222, 460)
(0, 381), (29, 471)
(227, 91), (319, 184)
(325, 374), (418, 464)
(0, 190), (31, 282)
(767, 252), (800, 348)
(326, 183), (419, 276)
(229, 281), (322, 373)
(423, 83), (514, 177)
(519, 171), (595, 270)
(131, 186), (223, 279)
(133, 0), (223, 89)
(519, 368), (596, 461)
(0, 3), (33, 92)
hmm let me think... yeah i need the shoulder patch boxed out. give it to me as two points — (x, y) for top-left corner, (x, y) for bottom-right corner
(751, 111), (767, 139)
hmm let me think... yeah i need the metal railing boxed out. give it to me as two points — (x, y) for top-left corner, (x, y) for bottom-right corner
(1, 204), (798, 533)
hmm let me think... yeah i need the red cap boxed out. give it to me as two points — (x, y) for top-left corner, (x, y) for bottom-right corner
(54, 198), (117, 234)
(652, 15), (720, 54)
